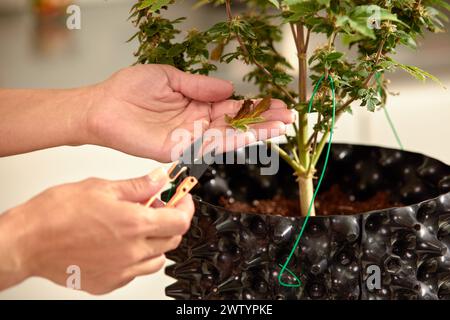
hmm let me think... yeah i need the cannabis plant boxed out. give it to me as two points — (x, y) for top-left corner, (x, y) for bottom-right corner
(130, 0), (448, 216)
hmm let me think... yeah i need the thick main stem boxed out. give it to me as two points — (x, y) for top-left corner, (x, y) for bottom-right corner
(295, 23), (314, 217)
(297, 24), (308, 166)
(298, 176), (315, 216)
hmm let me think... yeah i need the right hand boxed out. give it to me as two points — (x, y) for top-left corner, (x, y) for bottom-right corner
(0, 168), (194, 294)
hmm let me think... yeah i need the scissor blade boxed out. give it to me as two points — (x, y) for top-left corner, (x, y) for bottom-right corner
(171, 137), (216, 180)
(188, 156), (213, 179)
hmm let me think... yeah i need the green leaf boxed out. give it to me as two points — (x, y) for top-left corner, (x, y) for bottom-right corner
(273, 72), (293, 86)
(396, 30), (417, 49)
(398, 64), (443, 85)
(167, 43), (185, 57)
(325, 52), (344, 62)
(138, 0), (171, 11)
(359, 88), (380, 112)
(267, 0), (280, 9)
(207, 22), (230, 37)
(283, 1), (320, 23)
(434, 0), (450, 12)
(234, 20), (257, 40)
(337, 5), (408, 39)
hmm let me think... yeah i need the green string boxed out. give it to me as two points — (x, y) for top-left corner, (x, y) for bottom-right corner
(375, 72), (404, 150)
(277, 75), (336, 287)
(164, 182), (177, 202)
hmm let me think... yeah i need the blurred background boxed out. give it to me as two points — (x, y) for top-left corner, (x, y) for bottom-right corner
(0, 0), (449, 299)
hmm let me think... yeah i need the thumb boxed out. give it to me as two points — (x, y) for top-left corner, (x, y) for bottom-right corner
(113, 168), (170, 203)
(162, 65), (234, 102)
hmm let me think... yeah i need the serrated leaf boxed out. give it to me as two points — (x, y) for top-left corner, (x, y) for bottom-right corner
(392, 59), (443, 86)
(252, 96), (271, 117)
(138, 0), (171, 11)
(233, 99), (253, 121)
(325, 51), (344, 62)
(225, 96), (271, 131)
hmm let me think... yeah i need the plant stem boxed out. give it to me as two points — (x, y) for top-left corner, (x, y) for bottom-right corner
(311, 130), (330, 167)
(295, 22), (314, 217)
(296, 23), (308, 167)
(307, 113), (321, 174)
(266, 141), (304, 173)
(298, 175), (315, 216)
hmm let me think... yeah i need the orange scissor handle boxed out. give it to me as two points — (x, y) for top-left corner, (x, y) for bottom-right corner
(144, 162), (189, 208)
(166, 176), (198, 207)
(144, 167), (198, 208)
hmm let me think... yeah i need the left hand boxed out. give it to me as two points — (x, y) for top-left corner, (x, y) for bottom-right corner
(85, 64), (295, 162)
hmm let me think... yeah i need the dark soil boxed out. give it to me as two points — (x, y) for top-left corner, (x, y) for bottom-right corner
(219, 184), (401, 217)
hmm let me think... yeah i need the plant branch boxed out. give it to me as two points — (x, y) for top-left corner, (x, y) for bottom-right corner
(311, 38), (387, 167)
(296, 22), (310, 171)
(335, 38), (386, 116)
(311, 130), (330, 167)
(225, 0), (296, 104)
(306, 113), (321, 174)
(266, 141), (304, 173)
(289, 23), (299, 52)
(304, 28), (311, 52)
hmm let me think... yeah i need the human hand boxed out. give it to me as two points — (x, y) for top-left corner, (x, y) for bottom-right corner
(85, 64), (295, 162)
(0, 168), (194, 294)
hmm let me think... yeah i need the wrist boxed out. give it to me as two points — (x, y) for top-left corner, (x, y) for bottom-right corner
(0, 206), (34, 290)
(63, 85), (100, 147)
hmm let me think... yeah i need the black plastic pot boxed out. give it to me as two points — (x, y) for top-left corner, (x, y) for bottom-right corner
(165, 144), (450, 300)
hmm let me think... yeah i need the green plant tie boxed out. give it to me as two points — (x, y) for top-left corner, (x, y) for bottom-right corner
(277, 74), (336, 287)
(375, 72), (404, 150)
(164, 181), (177, 203)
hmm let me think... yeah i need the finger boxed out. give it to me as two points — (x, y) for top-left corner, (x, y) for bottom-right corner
(137, 194), (194, 237)
(249, 121), (287, 139)
(122, 254), (166, 279)
(210, 109), (295, 128)
(142, 235), (182, 258)
(172, 193), (195, 214)
(127, 236), (182, 262)
(150, 198), (165, 208)
(161, 65), (234, 102)
(259, 109), (296, 124)
(113, 168), (170, 203)
(210, 98), (289, 121)
(201, 129), (257, 155)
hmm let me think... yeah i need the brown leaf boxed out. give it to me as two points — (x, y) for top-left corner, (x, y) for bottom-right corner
(250, 95), (271, 118)
(225, 95), (272, 131)
(210, 42), (224, 61)
(233, 99), (253, 121)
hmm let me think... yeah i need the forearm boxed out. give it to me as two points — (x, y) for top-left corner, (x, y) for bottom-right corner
(0, 87), (95, 156)
(0, 207), (33, 290)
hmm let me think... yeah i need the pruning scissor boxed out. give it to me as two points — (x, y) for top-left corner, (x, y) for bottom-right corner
(144, 136), (215, 208)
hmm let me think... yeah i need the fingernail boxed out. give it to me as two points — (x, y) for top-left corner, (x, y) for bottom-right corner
(148, 167), (167, 183)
